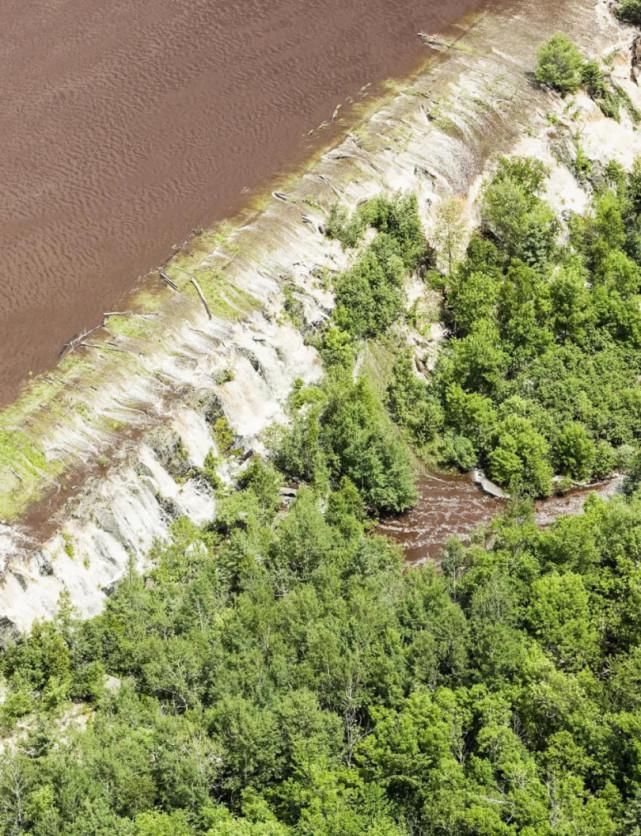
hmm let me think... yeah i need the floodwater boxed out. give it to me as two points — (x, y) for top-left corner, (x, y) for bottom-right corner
(379, 472), (624, 564)
(0, 0), (496, 408)
(378, 473), (503, 564)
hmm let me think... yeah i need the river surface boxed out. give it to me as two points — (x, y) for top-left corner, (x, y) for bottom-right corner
(0, 0), (498, 408)
(379, 473), (624, 564)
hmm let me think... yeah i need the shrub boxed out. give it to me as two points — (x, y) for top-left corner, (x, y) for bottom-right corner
(617, 0), (641, 25)
(276, 375), (417, 514)
(581, 60), (607, 99)
(213, 416), (234, 455)
(386, 351), (443, 444)
(493, 157), (547, 194)
(554, 422), (597, 482)
(201, 451), (222, 490)
(320, 325), (355, 368)
(325, 203), (366, 249)
(333, 234), (405, 338)
(535, 34), (584, 94)
(364, 194), (431, 270)
(442, 433), (477, 471)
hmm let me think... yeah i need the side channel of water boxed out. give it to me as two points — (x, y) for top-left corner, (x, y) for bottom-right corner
(378, 473), (625, 565)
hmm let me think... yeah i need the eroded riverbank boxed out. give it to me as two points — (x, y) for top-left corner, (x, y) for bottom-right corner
(0, 0), (499, 408)
(0, 0), (631, 633)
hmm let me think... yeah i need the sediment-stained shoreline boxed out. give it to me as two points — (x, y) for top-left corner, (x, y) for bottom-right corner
(0, 0), (497, 408)
(0, 0), (633, 632)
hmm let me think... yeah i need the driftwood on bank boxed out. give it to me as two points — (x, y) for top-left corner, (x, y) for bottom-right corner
(472, 469), (509, 500)
(418, 33), (450, 51)
(159, 270), (179, 292)
(168, 266), (212, 319)
(60, 326), (99, 359)
(189, 277), (212, 320)
(102, 311), (158, 325)
(80, 341), (132, 356)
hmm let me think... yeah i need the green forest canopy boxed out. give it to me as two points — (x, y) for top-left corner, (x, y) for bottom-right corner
(3, 152), (641, 832)
(4, 472), (641, 833)
(323, 156), (641, 499)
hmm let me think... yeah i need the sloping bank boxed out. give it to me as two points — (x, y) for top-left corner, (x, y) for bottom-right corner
(0, 0), (626, 633)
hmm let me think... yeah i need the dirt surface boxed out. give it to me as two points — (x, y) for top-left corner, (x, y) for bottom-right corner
(0, 0), (495, 406)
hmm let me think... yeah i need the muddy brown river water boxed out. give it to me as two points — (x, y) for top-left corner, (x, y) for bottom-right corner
(0, 0), (498, 407)
(379, 473), (625, 565)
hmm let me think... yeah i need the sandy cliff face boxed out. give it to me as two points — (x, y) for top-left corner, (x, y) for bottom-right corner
(0, 0), (635, 633)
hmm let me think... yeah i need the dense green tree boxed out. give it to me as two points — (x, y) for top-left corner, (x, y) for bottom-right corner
(450, 319), (509, 396)
(7, 132), (641, 834)
(4, 484), (641, 832)
(327, 194), (429, 341)
(617, 0), (641, 25)
(528, 572), (599, 669)
(276, 374), (417, 514)
(488, 415), (553, 496)
(555, 422), (597, 481)
(549, 265), (594, 343)
(446, 269), (499, 336)
(334, 235), (406, 338)
(424, 155), (641, 494)
(535, 34), (584, 94)
(482, 157), (558, 267)
(385, 351), (443, 444)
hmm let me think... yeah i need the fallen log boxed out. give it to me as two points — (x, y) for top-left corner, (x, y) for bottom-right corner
(418, 32), (450, 51)
(190, 277), (212, 320)
(472, 469), (509, 500)
(159, 270), (179, 291)
(59, 327), (98, 358)
(80, 341), (132, 355)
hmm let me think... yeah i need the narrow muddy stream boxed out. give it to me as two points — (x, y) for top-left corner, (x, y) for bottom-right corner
(0, 0), (500, 408)
(379, 473), (624, 565)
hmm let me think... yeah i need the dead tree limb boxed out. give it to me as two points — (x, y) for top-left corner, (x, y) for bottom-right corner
(60, 327), (96, 358)
(190, 277), (212, 320)
(103, 311), (157, 321)
(80, 341), (132, 355)
(159, 270), (179, 291)
(169, 266), (212, 319)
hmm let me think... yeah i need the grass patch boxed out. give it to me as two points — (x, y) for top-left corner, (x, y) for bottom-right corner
(0, 430), (63, 521)
(105, 314), (156, 341)
(359, 338), (397, 397)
